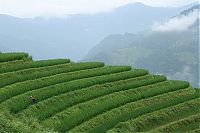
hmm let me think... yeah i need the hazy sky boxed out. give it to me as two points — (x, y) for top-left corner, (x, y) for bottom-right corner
(0, 0), (198, 18)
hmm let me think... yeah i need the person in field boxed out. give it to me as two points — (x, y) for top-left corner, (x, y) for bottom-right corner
(29, 96), (37, 103)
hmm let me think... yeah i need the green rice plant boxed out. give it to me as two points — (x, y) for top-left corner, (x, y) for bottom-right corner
(1, 68), (145, 113)
(0, 65), (130, 103)
(21, 75), (166, 120)
(0, 112), (31, 133)
(189, 128), (200, 133)
(110, 97), (200, 132)
(42, 80), (190, 132)
(69, 88), (198, 133)
(0, 109), (50, 133)
(154, 113), (200, 132)
(0, 62), (104, 88)
(0, 59), (70, 73)
(0, 60), (31, 69)
(0, 52), (29, 62)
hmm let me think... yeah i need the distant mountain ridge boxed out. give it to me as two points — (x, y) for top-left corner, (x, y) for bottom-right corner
(0, 2), (190, 60)
(180, 4), (199, 15)
(84, 4), (199, 87)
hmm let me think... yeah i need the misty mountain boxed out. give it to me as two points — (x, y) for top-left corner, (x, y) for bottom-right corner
(84, 5), (199, 87)
(0, 2), (189, 60)
(180, 4), (199, 15)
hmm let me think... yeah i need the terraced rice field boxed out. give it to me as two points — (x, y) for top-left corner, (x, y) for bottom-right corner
(0, 52), (199, 133)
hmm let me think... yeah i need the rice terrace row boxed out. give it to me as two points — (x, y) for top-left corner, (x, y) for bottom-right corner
(0, 52), (199, 133)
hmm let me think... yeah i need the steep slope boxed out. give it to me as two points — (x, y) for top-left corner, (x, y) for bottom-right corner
(84, 5), (199, 87)
(0, 52), (199, 133)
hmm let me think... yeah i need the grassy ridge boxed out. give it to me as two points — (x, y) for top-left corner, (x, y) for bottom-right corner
(0, 62), (105, 103)
(0, 62), (104, 88)
(0, 52), (198, 133)
(110, 97), (200, 132)
(189, 128), (200, 133)
(0, 112), (31, 133)
(154, 113), (200, 132)
(0, 52), (29, 62)
(1, 68), (143, 113)
(0, 60), (31, 69)
(21, 75), (165, 120)
(0, 59), (70, 73)
(42, 81), (190, 132)
(70, 88), (198, 133)
(0, 108), (48, 133)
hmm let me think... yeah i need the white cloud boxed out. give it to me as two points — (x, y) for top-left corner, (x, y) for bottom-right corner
(168, 65), (194, 84)
(152, 9), (199, 32)
(0, 0), (198, 18)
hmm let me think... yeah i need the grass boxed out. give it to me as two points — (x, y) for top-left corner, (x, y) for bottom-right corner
(0, 59), (31, 69)
(0, 62), (104, 88)
(42, 80), (190, 132)
(110, 97), (200, 132)
(0, 52), (29, 62)
(154, 113), (200, 132)
(0, 52), (198, 133)
(1, 69), (146, 113)
(0, 59), (70, 73)
(21, 75), (165, 120)
(0, 62), (105, 103)
(70, 88), (198, 133)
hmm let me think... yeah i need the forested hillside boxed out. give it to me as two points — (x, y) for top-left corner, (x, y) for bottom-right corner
(84, 5), (199, 87)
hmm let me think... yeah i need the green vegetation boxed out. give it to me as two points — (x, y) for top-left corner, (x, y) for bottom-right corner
(109, 97), (200, 132)
(0, 52), (199, 133)
(55, 83), (193, 132)
(0, 62), (104, 88)
(0, 62), (105, 103)
(0, 108), (50, 133)
(154, 113), (200, 132)
(0, 59), (70, 73)
(0, 52), (29, 62)
(1, 69), (146, 113)
(84, 7), (199, 88)
(21, 75), (165, 120)
(0, 59), (31, 69)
